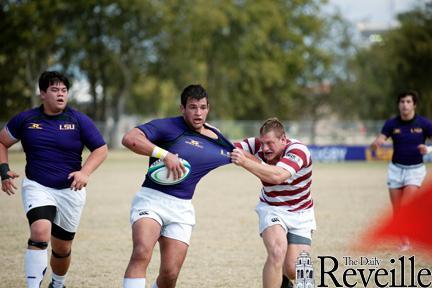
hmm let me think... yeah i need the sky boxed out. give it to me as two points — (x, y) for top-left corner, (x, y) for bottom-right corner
(327, 0), (420, 27)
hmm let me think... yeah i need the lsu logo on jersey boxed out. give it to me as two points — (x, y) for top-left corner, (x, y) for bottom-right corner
(59, 124), (75, 130)
(185, 138), (203, 148)
(28, 123), (43, 129)
(411, 127), (423, 133)
(393, 128), (401, 134)
(220, 149), (230, 158)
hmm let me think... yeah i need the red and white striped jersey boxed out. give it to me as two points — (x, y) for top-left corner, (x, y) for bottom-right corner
(235, 137), (313, 212)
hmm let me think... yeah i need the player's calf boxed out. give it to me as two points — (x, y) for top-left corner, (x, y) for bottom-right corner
(25, 240), (49, 288)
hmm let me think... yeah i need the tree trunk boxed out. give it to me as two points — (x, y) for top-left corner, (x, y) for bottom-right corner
(108, 59), (132, 149)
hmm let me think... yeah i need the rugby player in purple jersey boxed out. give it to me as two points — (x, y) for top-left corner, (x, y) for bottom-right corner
(371, 90), (432, 251)
(121, 85), (234, 288)
(0, 71), (108, 288)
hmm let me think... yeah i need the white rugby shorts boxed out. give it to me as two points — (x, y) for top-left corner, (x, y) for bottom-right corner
(130, 187), (195, 245)
(255, 201), (316, 240)
(387, 162), (426, 189)
(22, 177), (86, 233)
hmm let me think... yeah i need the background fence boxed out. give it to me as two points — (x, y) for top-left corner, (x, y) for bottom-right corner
(4, 118), (431, 162)
(0, 118), (395, 147)
(94, 117), (384, 147)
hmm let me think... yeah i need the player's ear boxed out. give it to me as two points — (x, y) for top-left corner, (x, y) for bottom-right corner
(39, 91), (46, 101)
(180, 104), (185, 113)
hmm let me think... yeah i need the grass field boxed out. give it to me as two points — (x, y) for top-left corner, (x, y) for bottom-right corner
(1, 150), (431, 287)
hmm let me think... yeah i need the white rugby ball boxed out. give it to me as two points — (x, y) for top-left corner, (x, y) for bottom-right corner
(148, 158), (191, 185)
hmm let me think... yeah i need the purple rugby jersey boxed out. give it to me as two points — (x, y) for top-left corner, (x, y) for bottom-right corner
(138, 116), (234, 199)
(381, 115), (432, 165)
(6, 105), (106, 189)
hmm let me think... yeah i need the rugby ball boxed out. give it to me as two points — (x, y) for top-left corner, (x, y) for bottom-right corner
(148, 158), (191, 185)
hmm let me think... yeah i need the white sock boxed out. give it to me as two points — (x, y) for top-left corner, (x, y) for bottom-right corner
(25, 249), (48, 288)
(151, 282), (158, 288)
(51, 272), (67, 288)
(123, 278), (146, 288)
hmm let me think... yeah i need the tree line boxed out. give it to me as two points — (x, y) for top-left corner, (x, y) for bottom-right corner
(1, 0), (431, 127)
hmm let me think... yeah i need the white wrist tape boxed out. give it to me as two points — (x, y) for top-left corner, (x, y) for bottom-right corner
(151, 146), (168, 159)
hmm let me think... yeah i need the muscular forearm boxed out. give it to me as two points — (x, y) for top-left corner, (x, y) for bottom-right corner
(0, 142), (8, 164)
(81, 145), (108, 176)
(243, 150), (261, 163)
(0, 128), (18, 164)
(242, 158), (290, 184)
(122, 128), (156, 156)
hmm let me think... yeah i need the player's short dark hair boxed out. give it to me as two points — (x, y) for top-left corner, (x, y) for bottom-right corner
(180, 84), (208, 106)
(39, 71), (70, 92)
(397, 90), (419, 105)
(260, 117), (286, 138)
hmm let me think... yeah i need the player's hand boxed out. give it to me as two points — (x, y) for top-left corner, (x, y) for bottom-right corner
(68, 171), (89, 191)
(164, 153), (186, 180)
(370, 140), (381, 151)
(418, 144), (428, 155)
(1, 170), (19, 196)
(231, 148), (247, 166)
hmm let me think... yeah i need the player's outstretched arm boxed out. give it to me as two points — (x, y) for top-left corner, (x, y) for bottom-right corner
(231, 148), (291, 184)
(0, 128), (20, 195)
(370, 134), (387, 151)
(122, 128), (186, 180)
(122, 128), (156, 156)
(69, 144), (108, 191)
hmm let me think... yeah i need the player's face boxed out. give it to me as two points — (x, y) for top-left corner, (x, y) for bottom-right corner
(181, 97), (209, 132)
(259, 131), (287, 163)
(398, 95), (416, 118)
(40, 82), (68, 115)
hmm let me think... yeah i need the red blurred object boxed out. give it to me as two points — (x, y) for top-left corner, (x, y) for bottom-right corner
(361, 178), (432, 252)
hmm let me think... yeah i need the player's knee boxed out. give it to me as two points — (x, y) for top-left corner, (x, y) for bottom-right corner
(159, 266), (180, 283)
(131, 244), (153, 263)
(267, 245), (286, 265)
(30, 222), (51, 242)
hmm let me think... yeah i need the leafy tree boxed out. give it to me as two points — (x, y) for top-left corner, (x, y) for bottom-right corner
(1, 0), (358, 130)
(388, 6), (432, 117)
(147, 0), (334, 120)
(0, 0), (69, 120)
(57, 0), (161, 147)
(331, 4), (432, 120)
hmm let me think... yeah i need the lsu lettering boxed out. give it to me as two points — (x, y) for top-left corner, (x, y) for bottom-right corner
(59, 124), (75, 130)
(411, 127), (423, 133)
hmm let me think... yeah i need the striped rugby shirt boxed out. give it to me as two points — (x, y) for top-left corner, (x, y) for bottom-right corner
(235, 137), (313, 212)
